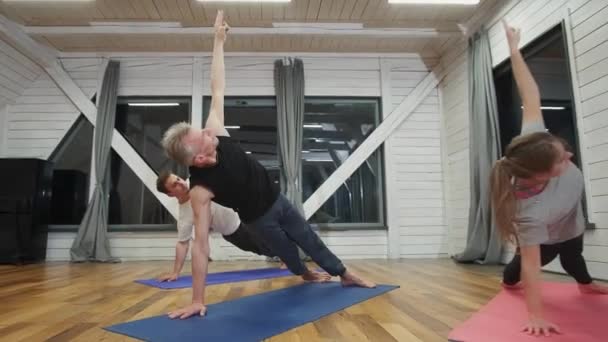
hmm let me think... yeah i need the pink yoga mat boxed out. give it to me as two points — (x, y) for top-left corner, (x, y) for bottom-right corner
(449, 282), (608, 342)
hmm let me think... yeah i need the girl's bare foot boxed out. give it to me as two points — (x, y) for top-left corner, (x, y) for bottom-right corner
(340, 270), (376, 288)
(578, 282), (608, 294)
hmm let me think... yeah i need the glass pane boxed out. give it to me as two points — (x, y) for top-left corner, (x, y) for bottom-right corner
(203, 97), (280, 185)
(494, 25), (580, 165)
(109, 98), (189, 225)
(108, 150), (175, 225)
(302, 98), (383, 224)
(49, 115), (93, 224)
(115, 98), (190, 177)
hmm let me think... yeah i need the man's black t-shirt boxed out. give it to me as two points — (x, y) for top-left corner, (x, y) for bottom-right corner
(189, 136), (280, 223)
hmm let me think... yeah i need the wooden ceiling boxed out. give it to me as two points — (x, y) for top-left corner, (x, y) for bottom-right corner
(0, 0), (485, 53)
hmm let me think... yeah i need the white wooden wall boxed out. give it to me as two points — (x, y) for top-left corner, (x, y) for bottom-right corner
(0, 49), (447, 261)
(3, 57), (100, 159)
(0, 40), (42, 108)
(0, 40), (43, 157)
(386, 59), (449, 258)
(118, 58), (193, 96)
(440, 0), (608, 279)
(47, 231), (265, 262)
(305, 58), (382, 97)
(204, 57), (274, 96)
(439, 39), (470, 255)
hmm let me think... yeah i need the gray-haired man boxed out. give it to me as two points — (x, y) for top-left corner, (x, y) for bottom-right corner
(161, 10), (375, 320)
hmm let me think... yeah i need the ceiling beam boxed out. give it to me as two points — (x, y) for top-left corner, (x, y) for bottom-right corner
(0, 13), (57, 68)
(58, 51), (436, 58)
(24, 25), (460, 38)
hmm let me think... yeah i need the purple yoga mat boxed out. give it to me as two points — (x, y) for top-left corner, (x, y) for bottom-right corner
(135, 267), (295, 289)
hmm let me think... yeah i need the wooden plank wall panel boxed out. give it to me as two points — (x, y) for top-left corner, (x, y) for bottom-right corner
(0, 39), (43, 108)
(4, 58), (99, 159)
(382, 57), (448, 258)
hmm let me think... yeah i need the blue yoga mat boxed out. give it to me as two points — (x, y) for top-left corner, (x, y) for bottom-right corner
(135, 267), (295, 289)
(106, 282), (398, 341)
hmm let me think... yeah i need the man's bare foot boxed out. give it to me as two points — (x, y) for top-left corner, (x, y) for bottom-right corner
(579, 282), (608, 294)
(502, 281), (523, 290)
(301, 269), (331, 283)
(340, 270), (376, 288)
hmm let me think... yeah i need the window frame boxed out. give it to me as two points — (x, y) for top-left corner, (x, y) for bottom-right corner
(114, 96), (192, 176)
(302, 96), (386, 230)
(50, 95), (388, 232)
(47, 115), (94, 231)
(106, 96), (192, 229)
(492, 22), (593, 228)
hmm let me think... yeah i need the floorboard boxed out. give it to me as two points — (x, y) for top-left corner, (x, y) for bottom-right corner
(0, 259), (585, 341)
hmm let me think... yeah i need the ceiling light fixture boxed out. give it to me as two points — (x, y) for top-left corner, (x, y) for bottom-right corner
(198, 0), (290, 3)
(521, 106), (566, 110)
(388, 0), (479, 4)
(90, 22), (183, 27)
(303, 124), (323, 129)
(128, 103), (179, 107)
(272, 22), (364, 29)
(304, 159), (333, 162)
(4, 0), (95, 2)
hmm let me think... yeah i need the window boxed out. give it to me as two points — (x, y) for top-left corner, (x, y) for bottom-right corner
(494, 24), (581, 164)
(109, 98), (190, 226)
(48, 115), (93, 226)
(49, 95), (385, 230)
(203, 97), (280, 185)
(108, 150), (174, 226)
(494, 23), (591, 226)
(302, 98), (384, 227)
(115, 98), (190, 175)
(202, 96), (385, 228)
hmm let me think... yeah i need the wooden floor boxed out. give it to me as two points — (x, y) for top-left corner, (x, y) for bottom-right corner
(0, 259), (574, 341)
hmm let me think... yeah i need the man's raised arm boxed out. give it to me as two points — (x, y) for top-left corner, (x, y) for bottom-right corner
(206, 10), (229, 137)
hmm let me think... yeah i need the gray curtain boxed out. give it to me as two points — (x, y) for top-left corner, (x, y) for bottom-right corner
(454, 28), (503, 264)
(70, 60), (120, 263)
(275, 58), (305, 213)
(274, 57), (308, 261)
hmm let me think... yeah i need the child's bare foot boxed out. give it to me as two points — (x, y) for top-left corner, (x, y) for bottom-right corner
(579, 282), (608, 294)
(502, 281), (523, 290)
(340, 270), (376, 288)
(278, 262), (287, 269)
(301, 269), (331, 283)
